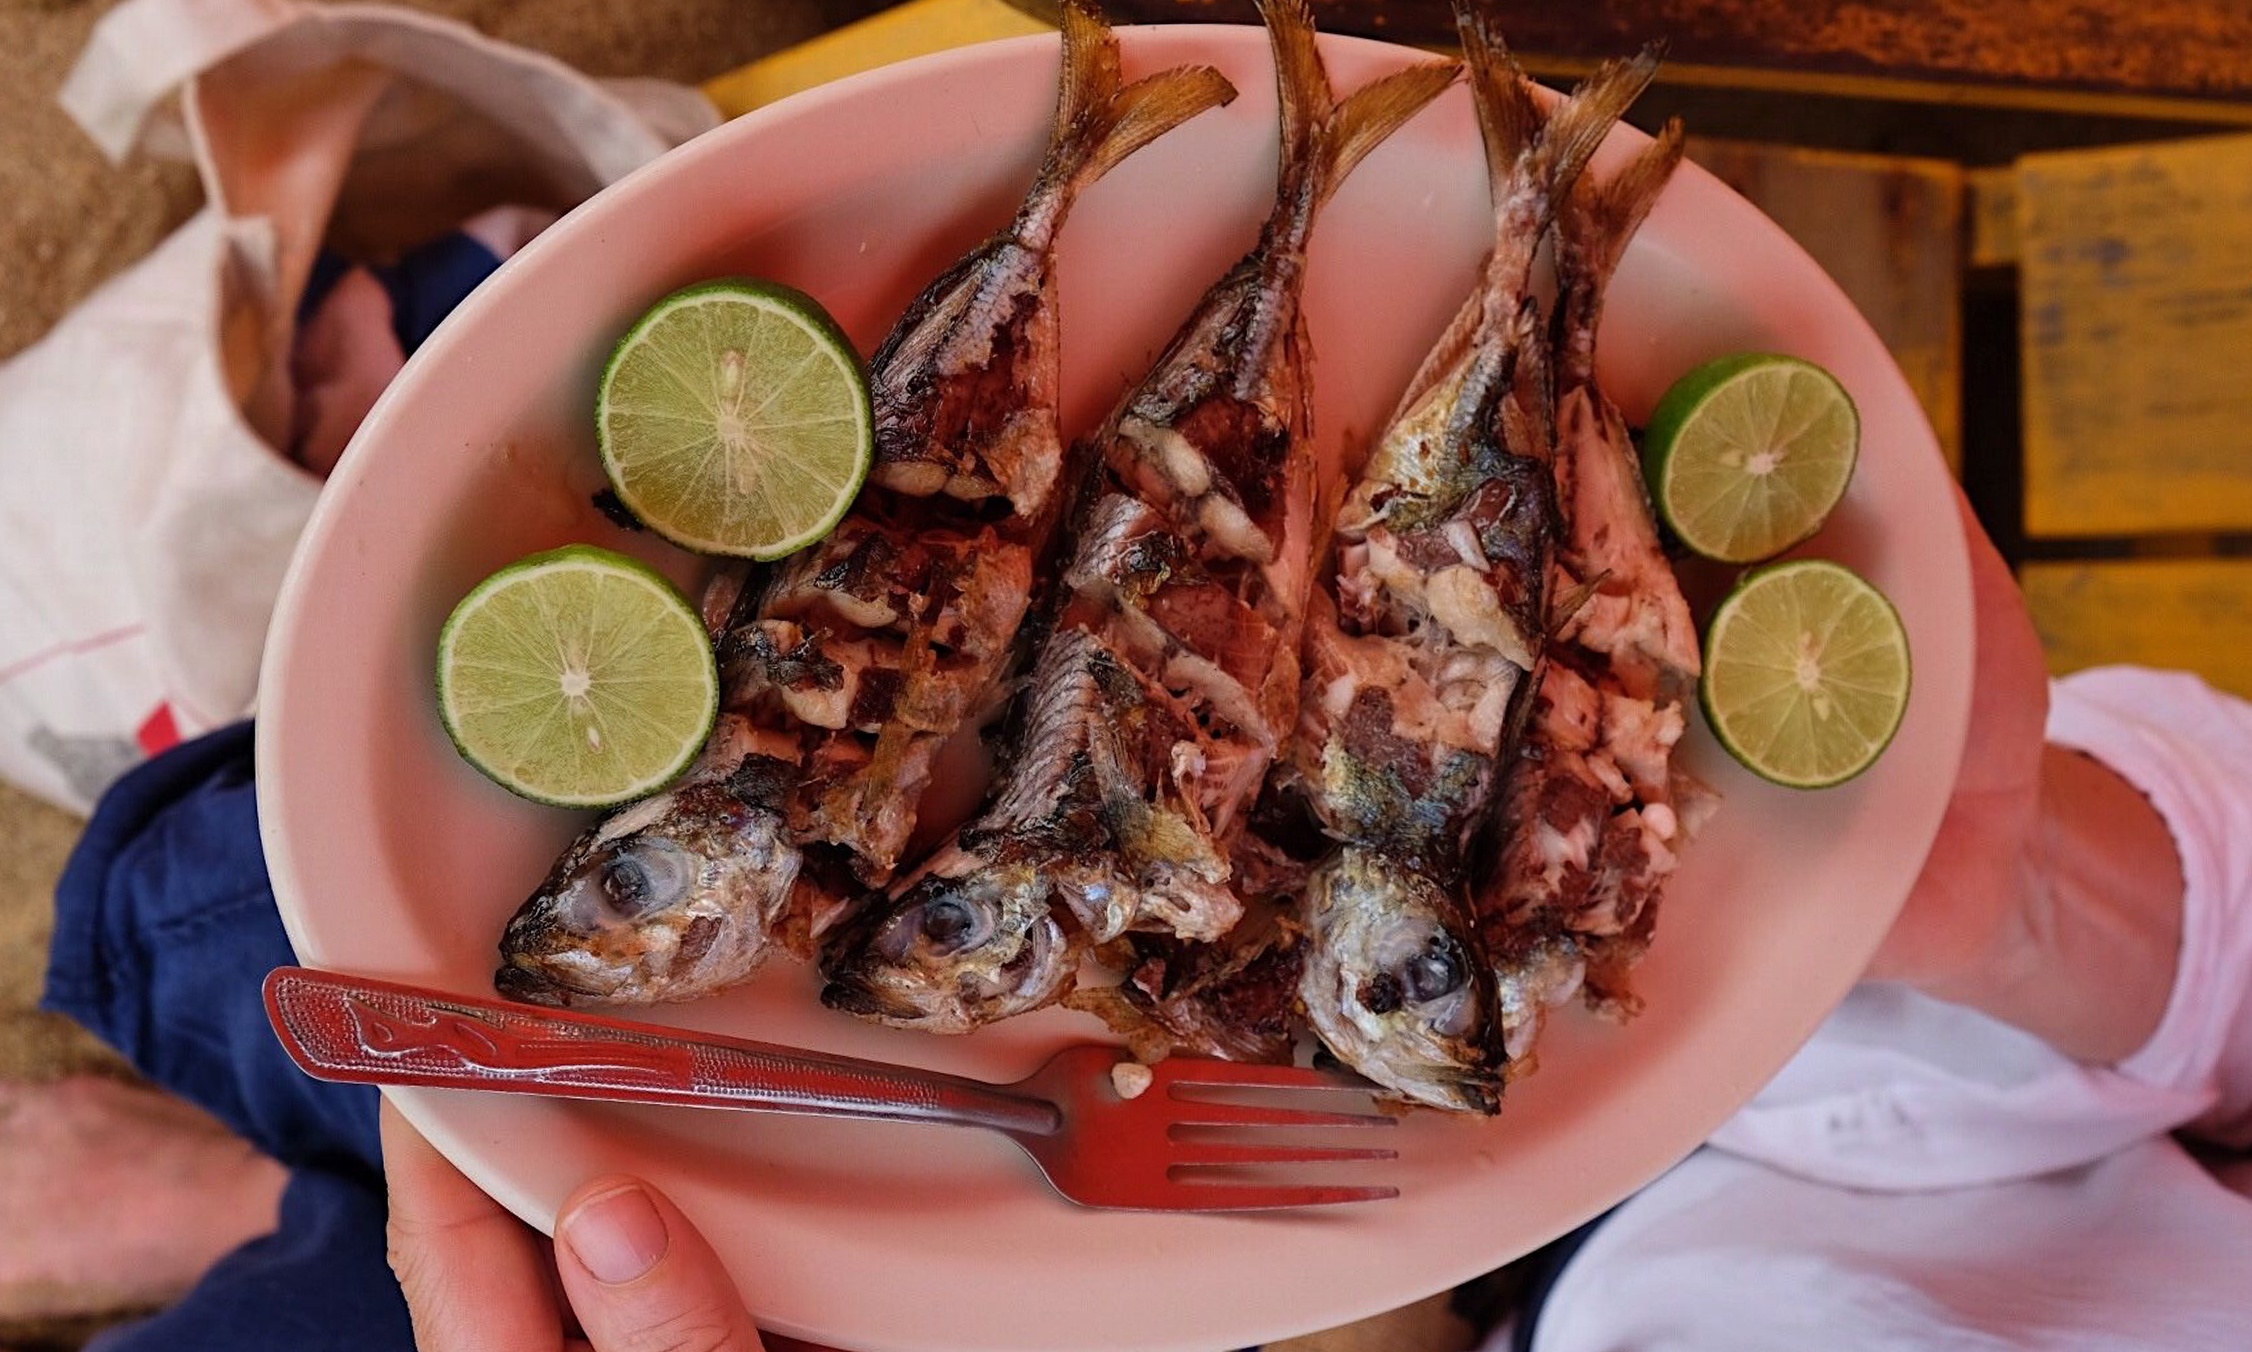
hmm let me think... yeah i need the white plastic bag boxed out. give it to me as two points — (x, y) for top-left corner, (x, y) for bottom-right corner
(0, 0), (717, 813)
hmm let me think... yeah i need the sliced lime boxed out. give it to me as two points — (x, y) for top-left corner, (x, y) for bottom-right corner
(1644, 353), (1859, 564)
(1700, 560), (1910, 789)
(598, 279), (872, 560)
(436, 545), (718, 807)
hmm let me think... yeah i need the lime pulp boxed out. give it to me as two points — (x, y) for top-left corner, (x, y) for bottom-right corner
(435, 545), (718, 807)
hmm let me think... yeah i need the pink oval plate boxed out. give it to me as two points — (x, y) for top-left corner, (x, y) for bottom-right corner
(259, 24), (1971, 1352)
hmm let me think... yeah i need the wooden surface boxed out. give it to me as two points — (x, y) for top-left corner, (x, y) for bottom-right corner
(2024, 559), (2252, 697)
(2016, 131), (2252, 538)
(1064, 0), (2252, 124)
(1967, 165), (2019, 268)
(1687, 137), (1964, 469)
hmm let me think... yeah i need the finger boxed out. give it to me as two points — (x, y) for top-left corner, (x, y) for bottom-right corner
(555, 1175), (764, 1352)
(381, 1099), (564, 1352)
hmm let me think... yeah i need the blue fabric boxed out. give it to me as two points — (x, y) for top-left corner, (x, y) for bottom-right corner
(376, 232), (503, 350)
(85, 1172), (409, 1352)
(297, 232), (504, 351)
(43, 724), (382, 1176)
(45, 723), (409, 1350)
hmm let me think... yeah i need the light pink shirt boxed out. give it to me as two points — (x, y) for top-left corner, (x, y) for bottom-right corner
(1504, 668), (2252, 1352)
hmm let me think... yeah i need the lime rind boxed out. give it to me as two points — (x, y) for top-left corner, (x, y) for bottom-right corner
(1699, 559), (1910, 790)
(597, 279), (873, 561)
(1645, 353), (1860, 564)
(436, 545), (718, 808)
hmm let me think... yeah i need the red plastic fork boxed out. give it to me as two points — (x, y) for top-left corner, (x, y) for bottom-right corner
(263, 966), (1396, 1212)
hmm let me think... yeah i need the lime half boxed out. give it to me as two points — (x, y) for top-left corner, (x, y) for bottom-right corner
(598, 279), (872, 560)
(1700, 560), (1910, 789)
(1644, 353), (1859, 563)
(437, 546), (718, 807)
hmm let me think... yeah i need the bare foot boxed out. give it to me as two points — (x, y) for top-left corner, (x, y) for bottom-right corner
(0, 1077), (286, 1323)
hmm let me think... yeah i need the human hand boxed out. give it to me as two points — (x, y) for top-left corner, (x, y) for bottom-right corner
(381, 1098), (770, 1351)
(1862, 488), (2049, 997)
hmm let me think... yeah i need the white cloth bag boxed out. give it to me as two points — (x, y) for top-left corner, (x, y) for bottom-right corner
(0, 0), (716, 813)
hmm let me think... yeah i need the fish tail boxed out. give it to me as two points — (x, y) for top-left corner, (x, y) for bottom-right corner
(1258, 0), (1459, 211)
(1568, 117), (1684, 288)
(1555, 119), (1684, 384)
(1455, 0), (1660, 256)
(1257, 0), (1333, 206)
(1322, 57), (1463, 204)
(1454, 0), (1540, 211)
(1026, 0), (1236, 241)
(1530, 45), (1663, 215)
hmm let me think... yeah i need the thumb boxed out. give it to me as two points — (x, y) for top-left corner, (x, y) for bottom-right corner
(554, 1176), (764, 1352)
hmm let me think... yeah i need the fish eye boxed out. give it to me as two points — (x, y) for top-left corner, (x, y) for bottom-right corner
(1402, 941), (1466, 1003)
(920, 894), (990, 951)
(597, 840), (694, 917)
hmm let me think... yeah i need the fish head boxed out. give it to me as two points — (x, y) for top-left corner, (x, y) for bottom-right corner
(496, 781), (798, 1007)
(819, 860), (1078, 1033)
(1299, 846), (1504, 1113)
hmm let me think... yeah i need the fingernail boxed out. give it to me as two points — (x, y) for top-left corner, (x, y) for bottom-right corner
(563, 1182), (669, 1284)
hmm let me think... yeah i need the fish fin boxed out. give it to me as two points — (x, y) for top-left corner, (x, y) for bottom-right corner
(1257, 0), (1333, 204)
(1553, 118), (1684, 384)
(1455, 0), (1659, 251)
(1453, 0), (1540, 211)
(1035, 0), (1235, 222)
(1321, 58), (1463, 205)
(1534, 43), (1664, 212)
(1309, 460), (1348, 574)
(1260, 0), (1457, 208)
(1385, 280), (1483, 429)
(1549, 568), (1613, 630)
(1569, 117), (1684, 286)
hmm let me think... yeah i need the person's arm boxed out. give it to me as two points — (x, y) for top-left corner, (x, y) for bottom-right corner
(1906, 745), (2184, 1064)
(1865, 494), (2185, 1065)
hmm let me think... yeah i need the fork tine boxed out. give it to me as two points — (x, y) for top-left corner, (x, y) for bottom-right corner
(1156, 1180), (1400, 1211)
(1169, 1139), (1398, 1167)
(1159, 1059), (1372, 1091)
(1165, 1096), (1396, 1130)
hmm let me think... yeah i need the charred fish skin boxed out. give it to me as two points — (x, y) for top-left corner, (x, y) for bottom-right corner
(821, 0), (1463, 1034)
(1068, 822), (1314, 1065)
(1293, 3), (1660, 1111)
(495, 12), (1231, 1011)
(866, 0), (1237, 520)
(496, 717), (804, 1008)
(752, 0), (1237, 884)
(1483, 120), (1705, 1057)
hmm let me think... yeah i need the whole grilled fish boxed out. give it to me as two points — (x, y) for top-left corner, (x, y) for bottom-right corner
(1485, 122), (1714, 1058)
(494, 2), (1232, 1007)
(764, 0), (1236, 886)
(821, 0), (1462, 1032)
(1292, 5), (1658, 1112)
